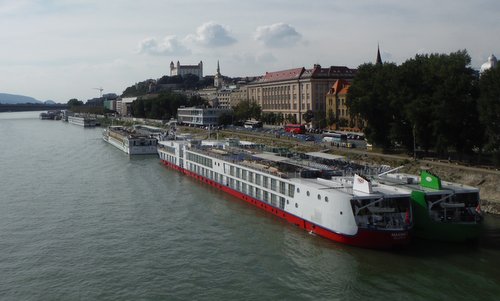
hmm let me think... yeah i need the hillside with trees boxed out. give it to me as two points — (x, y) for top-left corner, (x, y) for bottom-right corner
(130, 92), (207, 120)
(122, 74), (214, 97)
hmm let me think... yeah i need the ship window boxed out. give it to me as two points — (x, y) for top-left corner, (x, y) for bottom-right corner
(279, 197), (285, 209)
(279, 182), (286, 194)
(306, 191), (310, 196)
(271, 194), (277, 206)
(325, 196), (329, 202)
(295, 203), (298, 208)
(289, 185), (295, 197)
(286, 199), (289, 204)
(317, 194), (321, 200)
(297, 187), (300, 193)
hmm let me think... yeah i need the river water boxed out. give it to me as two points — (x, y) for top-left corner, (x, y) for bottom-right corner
(1, 111), (499, 301)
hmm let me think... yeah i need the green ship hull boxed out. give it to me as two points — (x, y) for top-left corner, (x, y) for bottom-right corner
(411, 190), (482, 242)
(377, 170), (482, 243)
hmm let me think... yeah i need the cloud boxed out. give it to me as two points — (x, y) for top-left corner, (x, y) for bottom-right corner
(187, 21), (236, 47)
(137, 35), (190, 56)
(254, 23), (301, 48)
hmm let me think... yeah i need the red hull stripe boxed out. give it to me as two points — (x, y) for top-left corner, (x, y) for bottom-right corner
(160, 159), (410, 249)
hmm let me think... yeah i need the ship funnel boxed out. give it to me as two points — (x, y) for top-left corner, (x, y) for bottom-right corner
(353, 174), (373, 193)
(420, 170), (442, 190)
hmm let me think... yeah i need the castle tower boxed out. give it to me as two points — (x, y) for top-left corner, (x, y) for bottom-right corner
(199, 61), (203, 78)
(170, 61), (175, 76)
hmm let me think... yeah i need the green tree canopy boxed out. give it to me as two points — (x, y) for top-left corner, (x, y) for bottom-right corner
(130, 92), (208, 120)
(232, 100), (261, 123)
(67, 98), (83, 107)
(348, 50), (483, 158)
(478, 66), (500, 164)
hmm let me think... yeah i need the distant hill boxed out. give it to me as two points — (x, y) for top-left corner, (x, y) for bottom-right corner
(0, 93), (42, 104)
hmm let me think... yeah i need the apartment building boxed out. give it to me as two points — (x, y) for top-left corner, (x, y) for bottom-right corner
(247, 64), (356, 123)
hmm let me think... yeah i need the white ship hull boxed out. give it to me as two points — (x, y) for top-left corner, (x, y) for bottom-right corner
(103, 126), (158, 155)
(158, 140), (413, 249)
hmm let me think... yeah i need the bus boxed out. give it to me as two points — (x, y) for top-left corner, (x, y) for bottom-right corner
(284, 124), (306, 134)
(322, 131), (348, 143)
(244, 120), (263, 129)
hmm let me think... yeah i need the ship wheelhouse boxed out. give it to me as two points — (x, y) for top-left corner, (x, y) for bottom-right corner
(424, 191), (481, 224)
(351, 195), (412, 230)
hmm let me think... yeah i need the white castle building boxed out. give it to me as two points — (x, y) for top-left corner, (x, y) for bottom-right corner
(170, 61), (203, 79)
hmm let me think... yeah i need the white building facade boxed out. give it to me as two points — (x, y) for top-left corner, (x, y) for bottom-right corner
(177, 107), (231, 126)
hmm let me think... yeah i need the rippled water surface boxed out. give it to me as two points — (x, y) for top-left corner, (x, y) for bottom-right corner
(1, 111), (500, 300)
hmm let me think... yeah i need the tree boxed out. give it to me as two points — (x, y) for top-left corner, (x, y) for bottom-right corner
(302, 110), (314, 124)
(478, 66), (500, 164)
(67, 98), (83, 107)
(233, 100), (262, 122)
(327, 109), (336, 127)
(218, 112), (233, 125)
(348, 50), (482, 157)
(285, 114), (297, 124)
(348, 62), (399, 149)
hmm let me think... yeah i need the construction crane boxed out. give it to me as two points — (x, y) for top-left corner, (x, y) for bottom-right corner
(93, 87), (104, 97)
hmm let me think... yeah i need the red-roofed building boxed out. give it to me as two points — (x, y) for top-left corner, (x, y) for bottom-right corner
(247, 64), (356, 124)
(325, 79), (364, 131)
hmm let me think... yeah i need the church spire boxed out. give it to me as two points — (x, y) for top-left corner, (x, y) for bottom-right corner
(214, 60), (223, 88)
(376, 44), (383, 65)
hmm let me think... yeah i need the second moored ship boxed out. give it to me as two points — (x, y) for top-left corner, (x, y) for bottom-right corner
(376, 170), (482, 242)
(103, 125), (166, 155)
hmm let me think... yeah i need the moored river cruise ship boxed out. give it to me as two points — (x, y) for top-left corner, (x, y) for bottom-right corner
(67, 115), (97, 127)
(158, 139), (414, 249)
(103, 125), (162, 155)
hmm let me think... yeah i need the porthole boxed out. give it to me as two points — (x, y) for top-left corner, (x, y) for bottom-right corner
(325, 196), (329, 202)
(340, 211), (343, 215)
(286, 200), (289, 204)
(297, 187), (300, 193)
(317, 194), (321, 200)
(295, 203), (298, 208)
(306, 191), (310, 196)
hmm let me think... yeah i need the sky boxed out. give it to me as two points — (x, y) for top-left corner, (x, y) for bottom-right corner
(1, 0), (499, 103)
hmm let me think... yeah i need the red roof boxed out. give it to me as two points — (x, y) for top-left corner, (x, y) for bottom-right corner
(329, 79), (351, 95)
(261, 68), (305, 82)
